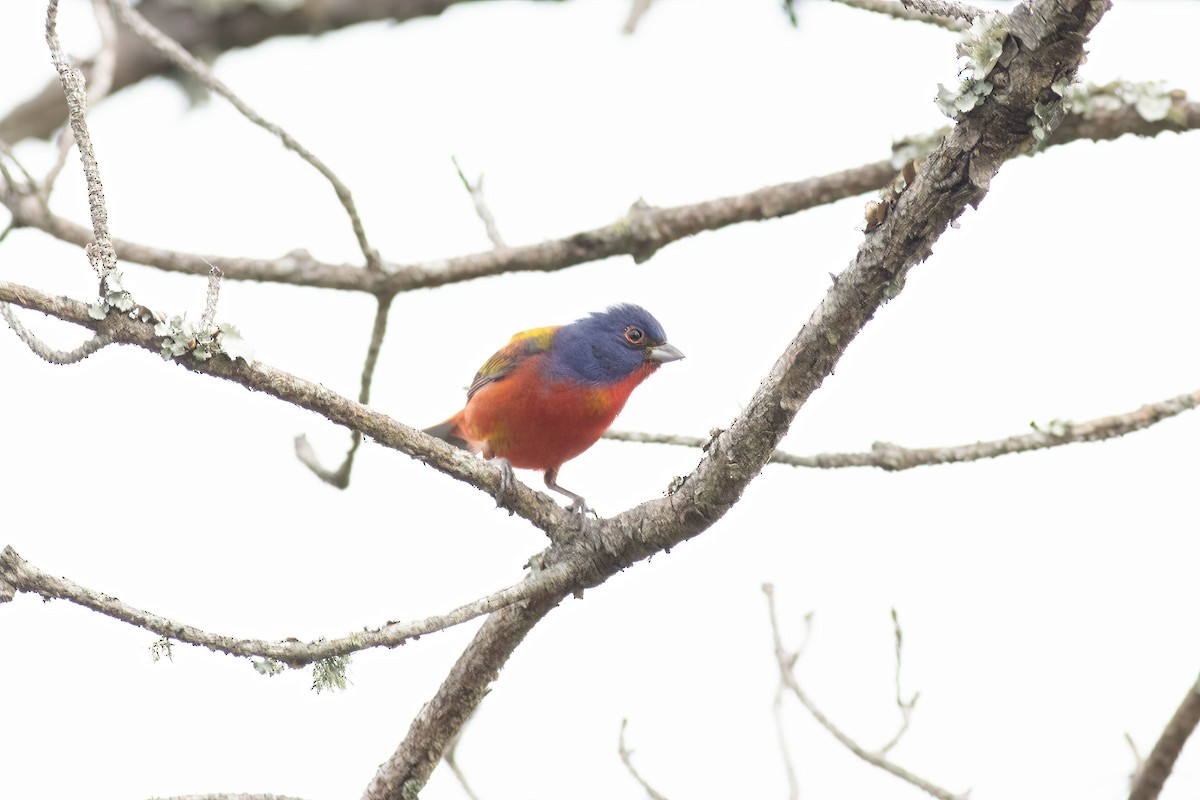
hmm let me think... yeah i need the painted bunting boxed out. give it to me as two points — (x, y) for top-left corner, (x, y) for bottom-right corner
(425, 303), (684, 512)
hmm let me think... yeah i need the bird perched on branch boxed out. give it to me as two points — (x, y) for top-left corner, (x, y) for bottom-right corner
(425, 303), (684, 514)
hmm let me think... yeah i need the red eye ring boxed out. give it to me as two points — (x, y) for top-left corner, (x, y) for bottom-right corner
(624, 325), (645, 345)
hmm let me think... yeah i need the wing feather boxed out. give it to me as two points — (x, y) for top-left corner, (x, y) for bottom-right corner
(466, 325), (559, 399)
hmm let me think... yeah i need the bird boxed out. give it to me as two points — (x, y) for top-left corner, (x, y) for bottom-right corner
(424, 303), (684, 514)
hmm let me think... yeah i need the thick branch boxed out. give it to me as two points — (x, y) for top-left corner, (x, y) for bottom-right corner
(603, 388), (1200, 469)
(0, 0), (571, 145)
(361, 595), (562, 800)
(1128, 674), (1200, 800)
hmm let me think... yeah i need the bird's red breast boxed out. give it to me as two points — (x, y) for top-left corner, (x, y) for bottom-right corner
(457, 354), (659, 471)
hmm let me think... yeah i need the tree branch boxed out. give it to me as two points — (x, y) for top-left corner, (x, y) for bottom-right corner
(5, 95), (1191, 295)
(1128, 674), (1200, 800)
(0, 0), (573, 145)
(0, 542), (576, 667)
(604, 387), (1200, 470)
(618, 720), (670, 800)
(764, 585), (965, 800)
(362, 595), (562, 800)
(296, 294), (395, 487)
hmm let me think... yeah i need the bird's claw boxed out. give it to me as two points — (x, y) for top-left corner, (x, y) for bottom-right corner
(490, 457), (516, 513)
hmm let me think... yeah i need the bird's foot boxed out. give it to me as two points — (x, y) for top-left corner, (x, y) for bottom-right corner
(490, 457), (516, 513)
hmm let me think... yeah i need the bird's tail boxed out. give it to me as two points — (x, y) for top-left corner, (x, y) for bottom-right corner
(423, 418), (471, 451)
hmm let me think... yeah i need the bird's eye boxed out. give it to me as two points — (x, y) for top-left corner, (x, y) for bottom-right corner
(624, 326), (645, 345)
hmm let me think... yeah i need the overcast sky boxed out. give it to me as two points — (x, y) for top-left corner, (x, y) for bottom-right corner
(3, 2), (1200, 799)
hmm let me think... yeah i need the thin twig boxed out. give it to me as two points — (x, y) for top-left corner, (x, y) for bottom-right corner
(876, 608), (919, 757)
(443, 710), (483, 800)
(43, 0), (119, 199)
(770, 606), (812, 800)
(0, 302), (113, 364)
(200, 263), (222, 329)
(295, 294), (394, 488)
(831, 0), (970, 31)
(1125, 732), (1145, 788)
(45, 0), (118, 278)
(605, 389), (1200, 470)
(105, 0), (381, 271)
(0, 543), (576, 667)
(623, 0), (654, 34)
(764, 584), (967, 800)
(1128, 674), (1200, 800)
(618, 720), (669, 800)
(452, 156), (506, 248)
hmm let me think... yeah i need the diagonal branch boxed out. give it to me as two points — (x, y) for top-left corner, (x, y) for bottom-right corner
(360, 3), (1113, 796)
(362, 595), (563, 800)
(6, 7), (1113, 799)
(1128, 674), (1200, 800)
(603, 388), (1200, 470)
(618, 720), (670, 800)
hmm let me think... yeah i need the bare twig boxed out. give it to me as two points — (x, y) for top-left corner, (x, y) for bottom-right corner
(831, 0), (970, 31)
(1126, 732), (1145, 787)
(43, 0), (119, 198)
(105, 0), (381, 271)
(771, 607), (812, 800)
(200, 263), (222, 329)
(876, 608), (919, 757)
(764, 585), (967, 800)
(6, 91), (1196, 296)
(1128, 674), (1200, 800)
(618, 720), (670, 800)
(605, 388), (1200, 470)
(444, 718), (484, 800)
(296, 294), (394, 488)
(773, 683), (801, 800)
(452, 156), (506, 248)
(0, 302), (113, 364)
(623, 0), (654, 34)
(0, 543), (576, 667)
(45, 0), (118, 278)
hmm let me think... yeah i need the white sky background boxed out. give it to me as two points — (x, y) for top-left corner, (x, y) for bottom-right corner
(2, 0), (1199, 798)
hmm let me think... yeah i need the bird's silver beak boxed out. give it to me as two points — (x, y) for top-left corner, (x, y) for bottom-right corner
(646, 342), (685, 363)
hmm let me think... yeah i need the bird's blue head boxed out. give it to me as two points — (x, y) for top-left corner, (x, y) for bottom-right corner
(547, 303), (684, 385)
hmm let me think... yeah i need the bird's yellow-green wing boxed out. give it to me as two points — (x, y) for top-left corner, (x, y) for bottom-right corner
(466, 325), (560, 399)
